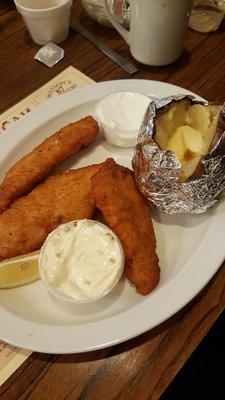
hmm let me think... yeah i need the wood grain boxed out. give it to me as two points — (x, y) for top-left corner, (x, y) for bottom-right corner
(0, 1), (225, 399)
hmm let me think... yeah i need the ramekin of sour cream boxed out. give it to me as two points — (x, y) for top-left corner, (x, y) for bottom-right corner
(39, 220), (124, 312)
(94, 91), (150, 147)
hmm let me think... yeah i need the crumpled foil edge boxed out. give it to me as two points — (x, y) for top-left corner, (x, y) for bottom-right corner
(132, 94), (225, 214)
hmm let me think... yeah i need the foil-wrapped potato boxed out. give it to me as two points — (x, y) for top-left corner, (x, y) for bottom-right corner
(155, 98), (223, 181)
(132, 95), (225, 214)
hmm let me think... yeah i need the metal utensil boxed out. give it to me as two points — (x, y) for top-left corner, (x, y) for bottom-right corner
(70, 18), (137, 75)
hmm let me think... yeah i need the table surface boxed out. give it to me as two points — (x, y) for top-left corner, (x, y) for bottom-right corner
(0, 1), (225, 399)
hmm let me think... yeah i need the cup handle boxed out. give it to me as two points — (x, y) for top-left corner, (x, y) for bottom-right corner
(103, 0), (130, 45)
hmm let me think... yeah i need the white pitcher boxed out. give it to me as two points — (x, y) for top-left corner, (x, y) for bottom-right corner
(103, 0), (193, 66)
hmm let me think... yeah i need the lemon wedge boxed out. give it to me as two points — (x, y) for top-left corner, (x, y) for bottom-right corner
(0, 251), (40, 289)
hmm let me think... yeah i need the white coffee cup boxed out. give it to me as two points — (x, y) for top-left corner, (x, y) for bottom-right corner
(14, 0), (73, 45)
(104, 0), (193, 66)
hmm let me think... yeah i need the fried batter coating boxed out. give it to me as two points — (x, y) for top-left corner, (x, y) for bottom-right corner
(0, 164), (101, 261)
(91, 159), (160, 295)
(0, 116), (99, 214)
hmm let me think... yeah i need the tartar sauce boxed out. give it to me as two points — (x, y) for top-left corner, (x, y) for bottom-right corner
(39, 220), (124, 302)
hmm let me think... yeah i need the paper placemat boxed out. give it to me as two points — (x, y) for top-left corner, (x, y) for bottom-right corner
(0, 66), (94, 386)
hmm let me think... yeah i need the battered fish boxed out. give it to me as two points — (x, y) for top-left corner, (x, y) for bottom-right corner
(0, 164), (102, 261)
(0, 116), (99, 214)
(91, 159), (160, 295)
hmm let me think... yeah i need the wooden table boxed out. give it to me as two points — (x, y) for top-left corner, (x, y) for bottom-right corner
(0, 2), (225, 399)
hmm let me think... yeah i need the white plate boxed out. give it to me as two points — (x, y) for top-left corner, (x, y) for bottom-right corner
(0, 80), (224, 354)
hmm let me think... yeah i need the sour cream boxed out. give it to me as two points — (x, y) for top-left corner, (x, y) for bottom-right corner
(39, 220), (124, 304)
(94, 91), (150, 147)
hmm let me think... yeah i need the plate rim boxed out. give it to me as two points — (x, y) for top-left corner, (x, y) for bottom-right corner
(0, 79), (223, 354)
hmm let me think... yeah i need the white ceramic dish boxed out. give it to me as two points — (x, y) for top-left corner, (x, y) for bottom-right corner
(0, 79), (224, 354)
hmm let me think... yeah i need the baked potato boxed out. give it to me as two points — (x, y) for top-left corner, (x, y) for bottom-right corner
(154, 98), (223, 181)
(132, 96), (225, 213)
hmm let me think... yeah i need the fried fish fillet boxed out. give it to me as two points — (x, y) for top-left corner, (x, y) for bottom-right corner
(0, 116), (99, 214)
(0, 164), (102, 261)
(91, 159), (160, 295)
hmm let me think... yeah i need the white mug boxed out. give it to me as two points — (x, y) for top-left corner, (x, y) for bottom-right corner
(104, 0), (193, 66)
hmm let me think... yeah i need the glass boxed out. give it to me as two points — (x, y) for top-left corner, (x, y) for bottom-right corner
(81, 0), (129, 28)
(189, 0), (225, 32)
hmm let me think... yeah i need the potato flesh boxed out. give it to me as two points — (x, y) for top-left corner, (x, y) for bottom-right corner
(167, 126), (204, 161)
(155, 101), (221, 181)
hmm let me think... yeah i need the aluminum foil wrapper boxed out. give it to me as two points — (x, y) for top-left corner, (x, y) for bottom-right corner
(132, 95), (225, 214)
(35, 43), (64, 68)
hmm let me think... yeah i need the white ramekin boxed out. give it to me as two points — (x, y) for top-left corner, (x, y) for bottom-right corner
(39, 220), (124, 313)
(94, 91), (150, 147)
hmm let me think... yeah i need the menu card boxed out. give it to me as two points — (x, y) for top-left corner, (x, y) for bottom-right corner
(0, 66), (94, 386)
